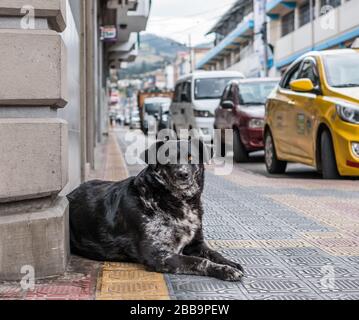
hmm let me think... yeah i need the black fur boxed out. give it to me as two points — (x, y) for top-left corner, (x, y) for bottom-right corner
(67, 140), (244, 281)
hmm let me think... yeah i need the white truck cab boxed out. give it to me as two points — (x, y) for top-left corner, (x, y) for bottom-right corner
(170, 71), (245, 142)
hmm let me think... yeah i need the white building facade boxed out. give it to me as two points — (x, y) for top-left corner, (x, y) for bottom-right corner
(267, 0), (359, 73)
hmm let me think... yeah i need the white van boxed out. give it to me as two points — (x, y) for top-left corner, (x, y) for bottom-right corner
(170, 71), (245, 142)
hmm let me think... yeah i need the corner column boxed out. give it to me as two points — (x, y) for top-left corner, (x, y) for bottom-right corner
(0, 0), (70, 281)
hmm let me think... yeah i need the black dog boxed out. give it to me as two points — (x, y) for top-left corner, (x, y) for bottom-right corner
(67, 140), (244, 281)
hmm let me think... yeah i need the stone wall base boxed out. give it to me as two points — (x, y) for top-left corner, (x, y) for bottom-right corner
(0, 197), (69, 281)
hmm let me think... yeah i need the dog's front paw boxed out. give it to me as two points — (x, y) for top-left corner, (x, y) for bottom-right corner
(217, 265), (244, 282)
(226, 261), (245, 273)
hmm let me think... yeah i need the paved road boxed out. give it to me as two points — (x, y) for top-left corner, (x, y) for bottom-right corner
(117, 128), (359, 300)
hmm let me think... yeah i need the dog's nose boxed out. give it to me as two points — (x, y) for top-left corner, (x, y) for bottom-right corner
(176, 171), (190, 180)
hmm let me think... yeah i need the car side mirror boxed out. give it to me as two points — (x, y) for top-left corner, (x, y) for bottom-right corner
(290, 79), (315, 93)
(221, 100), (234, 109)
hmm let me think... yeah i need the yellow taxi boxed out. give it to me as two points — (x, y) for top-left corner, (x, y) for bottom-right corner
(264, 49), (359, 179)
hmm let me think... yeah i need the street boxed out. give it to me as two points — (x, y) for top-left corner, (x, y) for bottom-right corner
(115, 128), (359, 300)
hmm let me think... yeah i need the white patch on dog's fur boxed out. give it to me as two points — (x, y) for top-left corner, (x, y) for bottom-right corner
(143, 200), (201, 254)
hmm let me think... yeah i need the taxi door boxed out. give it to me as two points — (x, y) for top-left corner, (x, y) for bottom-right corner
(269, 61), (302, 158)
(289, 57), (321, 163)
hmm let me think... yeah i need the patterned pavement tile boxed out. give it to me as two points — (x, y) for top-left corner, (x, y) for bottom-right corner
(207, 240), (261, 250)
(305, 278), (359, 294)
(260, 239), (313, 249)
(324, 293), (359, 300)
(338, 256), (359, 268)
(278, 255), (340, 268)
(249, 294), (322, 300)
(309, 238), (359, 248)
(243, 266), (296, 280)
(291, 265), (359, 279)
(242, 279), (313, 295)
(320, 247), (359, 256)
(249, 231), (298, 240)
(271, 247), (326, 257)
(24, 256), (101, 300)
(204, 231), (252, 240)
(218, 248), (266, 256)
(167, 278), (242, 297)
(0, 285), (23, 300)
(175, 294), (246, 300)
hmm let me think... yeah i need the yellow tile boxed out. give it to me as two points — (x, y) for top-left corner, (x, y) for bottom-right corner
(96, 262), (170, 300)
(102, 270), (165, 282)
(103, 262), (145, 271)
(260, 239), (312, 249)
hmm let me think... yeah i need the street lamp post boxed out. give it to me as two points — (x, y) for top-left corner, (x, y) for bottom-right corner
(263, 0), (269, 77)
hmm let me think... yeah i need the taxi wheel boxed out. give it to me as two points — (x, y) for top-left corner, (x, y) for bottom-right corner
(265, 131), (287, 174)
(233, 129), (249, 163)
(321, 130), (340, 180)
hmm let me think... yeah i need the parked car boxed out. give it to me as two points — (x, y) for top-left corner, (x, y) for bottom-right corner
(158, 100), (171, 131)
(124, 107), (131, 126)
(116, 113), (125, 126)
(130, 109), (141, 130)
(170, 71), (245, 142)
(137, 90), (174, 131)
(265, 49), (359, 179)
(143, 97), (172, 135)
(214, 78), (279, 162)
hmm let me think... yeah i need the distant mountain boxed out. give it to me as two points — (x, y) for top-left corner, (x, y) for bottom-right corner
(120, 33), (188, 78)
(140, 33), (188, 59)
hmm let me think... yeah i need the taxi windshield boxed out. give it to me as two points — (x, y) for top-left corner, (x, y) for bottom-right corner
(323, 53), (359, 88)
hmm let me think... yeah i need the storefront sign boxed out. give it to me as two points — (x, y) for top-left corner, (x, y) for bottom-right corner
(100, 26), (117, 42)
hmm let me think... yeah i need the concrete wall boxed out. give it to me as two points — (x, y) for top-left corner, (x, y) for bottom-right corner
(0, 0), (70, 281)
(59, 0), (81, 194)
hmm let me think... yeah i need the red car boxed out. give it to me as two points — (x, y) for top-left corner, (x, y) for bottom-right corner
(214, 78), (279, 162)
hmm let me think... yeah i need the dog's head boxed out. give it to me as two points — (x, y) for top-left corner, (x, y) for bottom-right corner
(141, 139), (210, 198)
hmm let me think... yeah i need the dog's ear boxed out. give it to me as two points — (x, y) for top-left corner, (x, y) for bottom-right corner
(140, 141), (165, 166)
(189, 138), (213, 164)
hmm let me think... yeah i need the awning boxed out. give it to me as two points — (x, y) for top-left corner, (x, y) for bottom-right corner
(266, 0), (297, 19)
(197, 19), (254, 69)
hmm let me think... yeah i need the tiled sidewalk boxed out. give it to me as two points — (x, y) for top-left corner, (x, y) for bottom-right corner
(1, 128), (359, 300)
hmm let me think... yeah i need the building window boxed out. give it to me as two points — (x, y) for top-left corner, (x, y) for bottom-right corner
(320, 0), (341, 11)
(281, 11), (295, 36)
(299, 0), (316, 27)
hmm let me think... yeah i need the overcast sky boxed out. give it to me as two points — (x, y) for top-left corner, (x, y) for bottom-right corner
(145, 0), (238, 46)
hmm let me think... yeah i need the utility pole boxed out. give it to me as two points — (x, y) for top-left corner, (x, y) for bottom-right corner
(262, 0), (269, 77)
(262, 21), (269, 76)
(188, 34), (193, 73)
